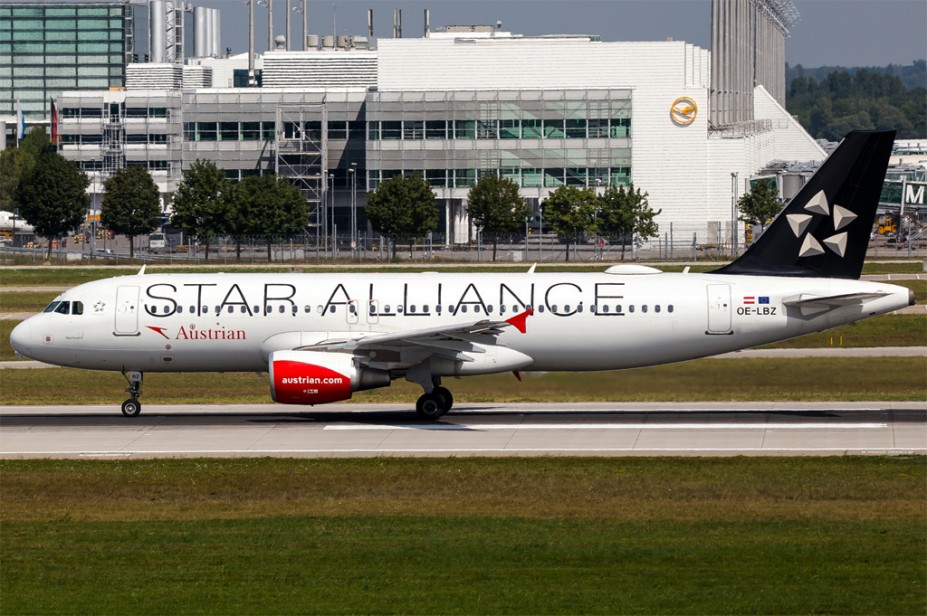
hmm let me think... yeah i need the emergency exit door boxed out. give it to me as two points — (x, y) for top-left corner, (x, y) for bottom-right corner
(706, 284), (732, 334)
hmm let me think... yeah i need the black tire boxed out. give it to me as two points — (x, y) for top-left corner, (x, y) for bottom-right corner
(433, 386), (454, 410)
(121, 398), (141, 417)
(415, 392), (446, 420)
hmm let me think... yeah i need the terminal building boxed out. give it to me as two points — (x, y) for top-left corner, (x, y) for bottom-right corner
(7, 0), (826, 246)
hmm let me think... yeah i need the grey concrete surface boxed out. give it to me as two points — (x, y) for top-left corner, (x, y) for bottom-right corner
(1, 402), (923, 458)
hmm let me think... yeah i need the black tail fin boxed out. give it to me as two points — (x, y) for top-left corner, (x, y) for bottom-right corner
(713, 130), (895, 279)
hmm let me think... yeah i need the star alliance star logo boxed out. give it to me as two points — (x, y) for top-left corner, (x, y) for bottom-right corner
(93, 301), (106, 313)
(785, 190), (857, 259)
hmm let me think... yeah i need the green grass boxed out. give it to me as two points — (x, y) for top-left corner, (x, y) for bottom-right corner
(1, 457), (924, 615)
(1, 357), (924, 405)
(763, 313), (926, 348)
(0, 291), (58, 313)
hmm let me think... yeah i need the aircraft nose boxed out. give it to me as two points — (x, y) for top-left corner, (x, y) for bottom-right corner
(9, 320), (32, 357)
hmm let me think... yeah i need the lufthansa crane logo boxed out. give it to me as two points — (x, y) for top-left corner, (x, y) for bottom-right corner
(670, 96), (698, 126)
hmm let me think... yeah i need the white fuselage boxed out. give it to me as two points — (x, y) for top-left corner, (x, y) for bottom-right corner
(10, 270), (912, 375)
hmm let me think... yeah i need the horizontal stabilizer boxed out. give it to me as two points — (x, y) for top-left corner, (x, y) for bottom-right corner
(782, 291), (887, 316)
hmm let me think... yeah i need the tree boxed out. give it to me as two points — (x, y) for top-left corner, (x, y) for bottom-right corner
(737, 178), (782, 241)
(170, 160), (231, 260)
(15, 149), (89, 260)
(466, 174), (528, 261)
(101, 167), (162, 258)
(0, 127), (54, 212)
(597, 183), (661, 260)
(541, 186), (598, 262)
(229, 173), (308, 262)
(365, 173), (438, 260)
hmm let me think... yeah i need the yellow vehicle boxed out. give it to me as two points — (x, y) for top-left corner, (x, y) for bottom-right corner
(877, 215), (897, 235)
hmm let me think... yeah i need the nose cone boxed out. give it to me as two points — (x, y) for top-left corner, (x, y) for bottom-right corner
(9, 320), (32, 358)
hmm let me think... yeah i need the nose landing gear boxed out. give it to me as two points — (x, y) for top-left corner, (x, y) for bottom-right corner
(121, 370), (143, 417)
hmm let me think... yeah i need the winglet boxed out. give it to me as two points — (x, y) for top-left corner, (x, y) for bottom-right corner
(505, 308), (534, 334)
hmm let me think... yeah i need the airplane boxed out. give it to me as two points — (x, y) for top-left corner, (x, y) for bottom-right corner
(0, 211), (34, 233)
(8, 131), (915, 419)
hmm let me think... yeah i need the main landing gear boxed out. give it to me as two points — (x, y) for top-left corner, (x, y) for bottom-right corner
(121, 370), (143, 417)
(415, 383), (454, 420)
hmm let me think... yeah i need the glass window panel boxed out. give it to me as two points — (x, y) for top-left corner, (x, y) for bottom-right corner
(588, 119), (609, 138)
(381, 121), (401, 140)
(241, 121), (261, 140)
(496, 119), (518, 140)
(403, 120), (423, 140)
(610, 167), (631, 187)
(12, 7), (43, 17)
(501, 168), (520, 184)
(17, 19), (42, 29)
(327, 121), (347, 140)
(13, 65), (43, 76)
(46, 8), (77, 17)
(13, 30), (43, 41)
(521, 119), (542, 139)
(46, 42), (76, 53)
(477, 120), (497, 139)
(78, 30), (102, 40)
(522, 168), (542, 188)
(218, 122), (240, 140)
(544, 168), (564, 187)
(81, 66), (109, 77)
(367, 122), (379, 140)
(454, 168), (475, 188)
(348, 121), (364, 139)
(543, 120), (564, 139)
(454, 120), (475, 139)
(565, 168), (586, 186)
(77, 7), (109, 16)
(82, 19), (109, 29)
(425, 120), (445, 140)
(262, 121), (275, 140)
(565, 119), (586, 139)
(425, 169), (445, 187)
(197, 122), (217, 142)
(78, 77), (107, 88)
(13, 42), (43, 53)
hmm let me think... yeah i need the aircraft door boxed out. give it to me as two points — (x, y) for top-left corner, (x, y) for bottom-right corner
(706, 284), (732, 334)
(114, 286), (140, 335)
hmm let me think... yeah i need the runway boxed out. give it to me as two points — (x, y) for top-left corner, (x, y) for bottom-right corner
(1, 402), (924, 458)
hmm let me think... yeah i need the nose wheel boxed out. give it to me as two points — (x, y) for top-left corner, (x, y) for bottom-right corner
(121, 370), (143, 417)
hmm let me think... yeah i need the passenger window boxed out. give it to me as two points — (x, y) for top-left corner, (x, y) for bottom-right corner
(577, 305), (583, 313)
(409, 305), (416, 313)
(397, 305), (404, 313)
(655, 305), (661, 313)
(538, 306), (545, 313)
(328, 306), (335, 314)
(423, 305), (429, 312)
(642, 305), (648, 313)
(292, 305), (298, 314)
(473, 306), (480, 314)
(241, 306), (248, 314)
(176, 306), (183, 314)
(305, 306), (311, 313)
(349, 305), (357, 314)
(668, 305), (674, 313)
(461, 306), (468, 313)
(629, 305), (635, 313)
(253, 305), (260, 314)
(227, 306), (234, 314)
(369, 305), (376, 315)
(278, 305), (285, 314)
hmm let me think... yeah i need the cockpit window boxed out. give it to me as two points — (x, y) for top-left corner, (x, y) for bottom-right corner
(43, 301), (82, 315)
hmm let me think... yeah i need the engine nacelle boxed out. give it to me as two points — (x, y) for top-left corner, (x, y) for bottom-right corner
(269, 350), (390, 405)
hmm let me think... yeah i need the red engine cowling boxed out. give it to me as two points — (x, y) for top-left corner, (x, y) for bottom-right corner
(269, 350), (390, 405)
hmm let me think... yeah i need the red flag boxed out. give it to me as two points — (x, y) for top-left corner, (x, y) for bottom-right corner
(50, 98), (58, 144)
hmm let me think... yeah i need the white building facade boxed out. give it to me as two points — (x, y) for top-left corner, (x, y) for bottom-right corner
(56, 31), (825, 246)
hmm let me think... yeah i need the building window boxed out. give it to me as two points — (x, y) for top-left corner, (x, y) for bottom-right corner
(477, 120), (497, 139)
(381, 121), (401, 140)
(544, 168), (564, 187)
(403, 120), (423, 140)
(543, 119), (564, 139)
(425, 120), (446, 140)
(454, 120), (475, 139)
(522, 119), (542, 139)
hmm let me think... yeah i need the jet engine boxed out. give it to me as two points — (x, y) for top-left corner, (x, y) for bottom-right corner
(269, 350), (390, 405)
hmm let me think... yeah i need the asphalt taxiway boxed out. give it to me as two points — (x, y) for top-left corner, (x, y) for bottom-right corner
(0, 402), (923, 458)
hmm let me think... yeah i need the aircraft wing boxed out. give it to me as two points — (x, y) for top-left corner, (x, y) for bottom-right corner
(782, 292), (889, 316)
(298, 309), (534, 361)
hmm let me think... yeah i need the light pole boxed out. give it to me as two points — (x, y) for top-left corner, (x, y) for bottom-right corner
(349, 162), (357, 256)
(731, 172), (739, 259)
(329, 172), (335, 260)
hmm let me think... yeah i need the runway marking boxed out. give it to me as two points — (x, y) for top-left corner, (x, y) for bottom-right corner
(0, 447), (923, 456)
(323, 422), (888, 431)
